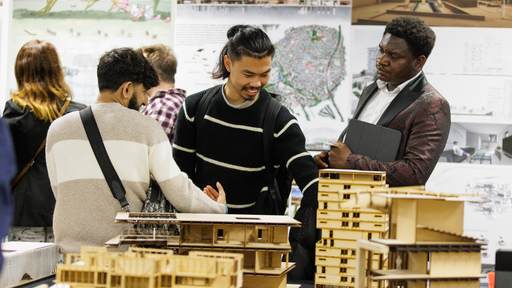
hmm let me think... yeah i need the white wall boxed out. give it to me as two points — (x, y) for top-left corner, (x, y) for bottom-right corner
(0, 0), (12, 114)
(0, 2), (9, 113)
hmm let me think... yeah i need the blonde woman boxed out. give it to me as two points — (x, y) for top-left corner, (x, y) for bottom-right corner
(2, 40), (86, 242)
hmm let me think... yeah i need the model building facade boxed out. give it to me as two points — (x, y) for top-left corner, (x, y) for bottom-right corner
(355, 195), (484, 288)
(314, 169), (484, 288)
(111, 213), (301, 288)
(315, 169), (389, 288)
(55, 246), (243, 288)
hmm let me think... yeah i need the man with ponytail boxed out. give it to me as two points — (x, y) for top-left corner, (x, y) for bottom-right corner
(173, 25), (319, 279)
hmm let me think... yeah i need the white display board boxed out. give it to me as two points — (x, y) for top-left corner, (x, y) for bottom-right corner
(0, 1), (10, 113)
(427, 162), (512, 265)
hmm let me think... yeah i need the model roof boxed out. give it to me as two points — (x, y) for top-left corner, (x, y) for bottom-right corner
(115, 212), (301, 226)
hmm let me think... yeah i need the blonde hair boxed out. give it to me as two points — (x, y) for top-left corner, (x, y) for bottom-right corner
(139, 44), (177, 84)
(11, 39), (73, 122)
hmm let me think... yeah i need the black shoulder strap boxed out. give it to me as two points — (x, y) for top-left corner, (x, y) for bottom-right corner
(195, 85), (223, 129)
(263, 91), (283, 214)
(79, 106), (131, 211)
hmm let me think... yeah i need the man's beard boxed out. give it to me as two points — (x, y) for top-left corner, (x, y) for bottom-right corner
(127, 92), (139, 111)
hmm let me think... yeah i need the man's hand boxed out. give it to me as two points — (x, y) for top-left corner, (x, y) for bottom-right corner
(314, 151), (329, 169)
(327, 141), (352, 169)
(204, 182), (226, 205)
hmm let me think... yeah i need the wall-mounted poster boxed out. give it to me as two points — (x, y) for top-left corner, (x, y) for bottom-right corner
(352, 0), (512, 28)
(427, 163), (512, 267)
(5, 0), (175, 107)
(177, 0), (351, 4)
(350, 24), (512, 166)
(174, 5), (352, 148)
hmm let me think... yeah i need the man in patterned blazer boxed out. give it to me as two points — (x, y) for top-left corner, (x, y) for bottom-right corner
(290, 16), (451, 280)
(316, 16), (451, 187)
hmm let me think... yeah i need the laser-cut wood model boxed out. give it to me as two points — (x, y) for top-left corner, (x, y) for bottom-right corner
(108, 213), (301, 288)
(355, 194), (484, 288)
(315, 169), (389, 288)
(315, 169), (485, 288)
(55, 246), (243, 288)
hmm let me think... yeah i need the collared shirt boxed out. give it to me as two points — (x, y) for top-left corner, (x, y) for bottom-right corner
(358, 72), (422, 124)
(142, 88), (186, 144)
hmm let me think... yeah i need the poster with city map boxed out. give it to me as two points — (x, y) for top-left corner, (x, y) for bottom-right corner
(267, 25), (345, 123)
(174, 5), (352, 147)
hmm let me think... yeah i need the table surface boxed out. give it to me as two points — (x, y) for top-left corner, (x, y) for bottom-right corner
(13, 276), (316, 288)
(13, 276), (490, 288)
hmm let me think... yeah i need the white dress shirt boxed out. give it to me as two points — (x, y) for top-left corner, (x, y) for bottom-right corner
(358, 72), (422, 124)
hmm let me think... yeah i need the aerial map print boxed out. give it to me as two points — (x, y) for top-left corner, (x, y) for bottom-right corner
(268, 25), (345, 122)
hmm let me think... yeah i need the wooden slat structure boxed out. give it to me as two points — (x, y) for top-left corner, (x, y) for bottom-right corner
(315, 169), (486, 288)
(55, 246), (243, 288)
(109, 213), (300, 288)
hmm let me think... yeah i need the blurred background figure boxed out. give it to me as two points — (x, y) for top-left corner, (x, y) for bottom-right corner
(140, 44), (186, 144)
(453, 141), (471, 161)
(2, 39), (86, 242)
(0, 118), (16, 269)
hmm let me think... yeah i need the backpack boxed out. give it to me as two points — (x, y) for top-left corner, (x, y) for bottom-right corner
(195, 85), (292, 215)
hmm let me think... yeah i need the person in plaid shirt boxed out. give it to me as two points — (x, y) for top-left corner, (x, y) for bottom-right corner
(140, 44), (186, 144)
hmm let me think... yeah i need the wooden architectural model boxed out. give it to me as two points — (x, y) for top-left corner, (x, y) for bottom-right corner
(315, 169), (389, 288)
(108, 213), (301, 288)
(355, 194), (484, 288)
(55, 246), (243, 288)
(315, 169), (485, 288)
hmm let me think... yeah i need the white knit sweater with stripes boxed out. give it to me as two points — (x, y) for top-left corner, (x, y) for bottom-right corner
(47, 103), (226, 254)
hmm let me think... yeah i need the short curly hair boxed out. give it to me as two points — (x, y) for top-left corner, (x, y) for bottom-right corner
(384, 16), (436, 59)
(97, 47), (159, 92)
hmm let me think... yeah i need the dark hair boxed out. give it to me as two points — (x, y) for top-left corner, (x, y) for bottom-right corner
(212, 25), (275, 80)
(139, 44), (177, 84)
(12, 39), (73, 122)
(384, 16), (436, 59)
(97, 47), (159, 92)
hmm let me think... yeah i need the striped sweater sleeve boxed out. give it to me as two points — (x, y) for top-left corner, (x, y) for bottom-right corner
(173, 94), (201, 180)
(274, 108), (319, 206)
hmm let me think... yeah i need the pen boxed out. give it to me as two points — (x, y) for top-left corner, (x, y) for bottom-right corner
(324, 141), (340, 148)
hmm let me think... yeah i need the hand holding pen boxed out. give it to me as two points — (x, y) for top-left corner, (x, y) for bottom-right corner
(314, 141), (352, 169)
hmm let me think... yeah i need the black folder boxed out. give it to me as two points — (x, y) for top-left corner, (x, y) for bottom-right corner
(343, 118), (402, 162)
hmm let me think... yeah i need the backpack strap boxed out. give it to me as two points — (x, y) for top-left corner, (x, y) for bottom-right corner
(195, 84), (223, 129)
(80, 106), (131, 212)
(262, 91), (283, 214)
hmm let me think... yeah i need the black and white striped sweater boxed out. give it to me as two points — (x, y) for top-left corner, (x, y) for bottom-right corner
(173, 87), (319, 214)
